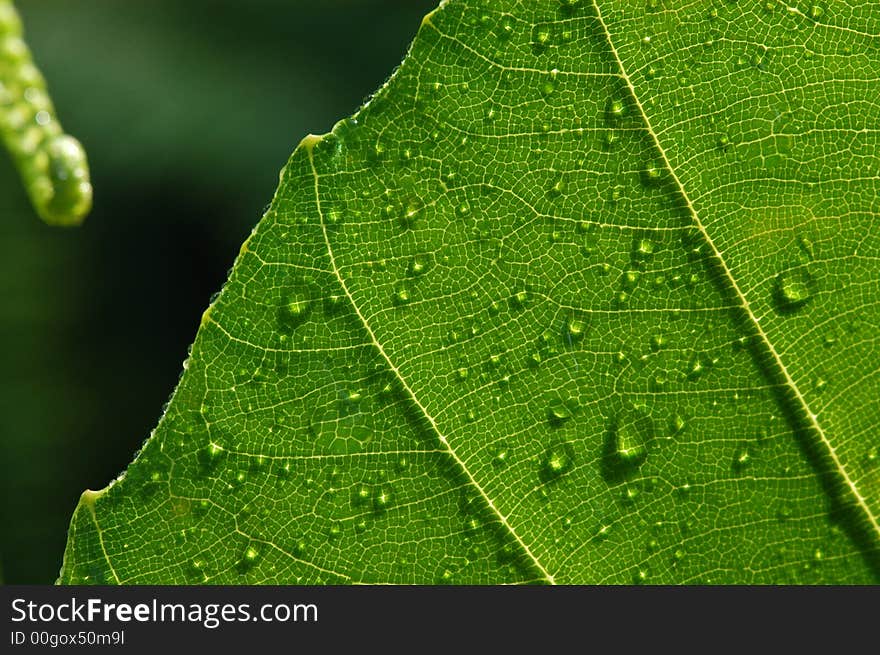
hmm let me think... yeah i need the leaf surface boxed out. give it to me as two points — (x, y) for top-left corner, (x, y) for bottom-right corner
(60, 0), (880, 584)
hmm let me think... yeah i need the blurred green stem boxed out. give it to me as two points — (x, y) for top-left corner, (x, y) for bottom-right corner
(0, 0), (91, 226)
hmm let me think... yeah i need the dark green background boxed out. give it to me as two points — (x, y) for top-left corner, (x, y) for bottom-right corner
(0, 0), (434, 584)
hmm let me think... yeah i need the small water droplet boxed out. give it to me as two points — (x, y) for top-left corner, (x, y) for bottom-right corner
(408, 254), (430, 277)
(392, 283), (411, 305)
(373, 486), (392, 511)
(239, 544), (260, 571)
(541, 442), (574, 480)
(686, 352), (713, 380)
(733, 443), (752, 471)
(548, 176), (566, 196)
(511, 289), (530, 309)
(547, 398), (576, 426)
(633, 237), (655, 260)
(595, 524), (612, 540)
(565, 315), (586, 340)
(606, 97), (626, 118)
(541, 69), (559, 97)
(670, 413), (686, 434)
(641, 166), (663, 185)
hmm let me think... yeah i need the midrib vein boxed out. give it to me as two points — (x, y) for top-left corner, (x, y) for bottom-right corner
(304, 138), (555, 584)
(590, 1), (879, 543)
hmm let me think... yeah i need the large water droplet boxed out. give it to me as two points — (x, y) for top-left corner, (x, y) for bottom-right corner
(278, 293), (311, 330)
(773, 268), (815, 312)
(605, 407), (652, 477)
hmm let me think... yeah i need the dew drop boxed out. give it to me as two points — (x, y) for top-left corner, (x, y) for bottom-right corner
(541, 442), (574, 480)
(641, 166), (663, 185)
(606, 97), (626, 118)
(499, 14), (515, 39)
(733, 443), (752, 471)
(773, 268), (815, 312)
(633, 237), (655, 259)
(595, 523), (612, 541)
(548, 177), (566, 197)
(392, 283), (411, 305)
(408, 254), (430, 277)
(686, 352), (712, 380)
(547, 398), (576, 426)
(670, 413), (686, 434)
(565, 315), (586, 341)
(532, 24), (551, 51)
(279, 293), (311, 330)
(238, 544), (260, 572)
(511, 289), (530, 309)
(373, 486), (393, 512)
(608, 407), (652, 472)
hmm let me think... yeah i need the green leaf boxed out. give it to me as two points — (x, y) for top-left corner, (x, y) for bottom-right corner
(58, 0), (879, 584)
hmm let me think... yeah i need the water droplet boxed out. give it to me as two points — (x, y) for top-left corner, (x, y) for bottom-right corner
(606, 97), (626, 118)
(773, 268), (815, 312)
(541, 69), (559, 97)
(456, 201), (471, 217)
(392, 283), (411, 305)
(498, 14), (515, 39)
(373, 486), (392, 511)
(809, 5), (824, 20)
(633, 237), (655, 260)
(548, 176), (566, 196)
(279, 293), (311, 329)
(408, 255), (430, 277)
(624, 269), (641, 289)
(541, 442), (574, 480)
(511, 289), (530, 309)
(595, 524), (612, 540)
(622, 486), (640, 504)
(455, 367), (469, 381)
(239, 544), (260, 571)
(607, 407), (652, 472)
(531, 24), (551, 52)
(686, 352), (713, 380)
(641, 165), (663, 185)
(565, 315), (586, 340)
(650, 333), (666, 350)
(493, 447), (509, 466)
(733, 443), (752, 471)
(354, 484), (371, 506)
(670, 413), (686, 434)
(547, 398), (576, 426)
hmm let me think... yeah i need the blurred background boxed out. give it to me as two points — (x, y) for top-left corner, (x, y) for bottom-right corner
(0, 0), (435, 583)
